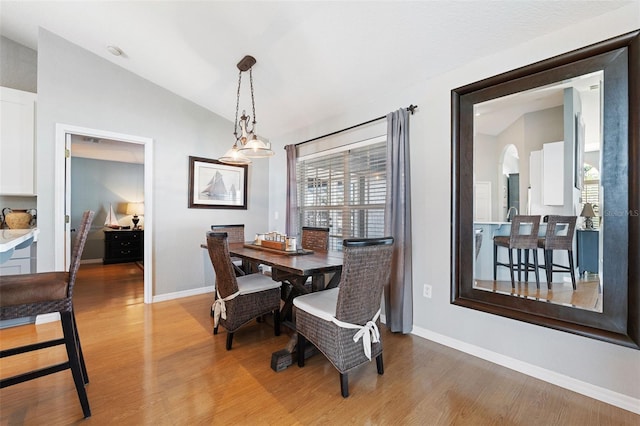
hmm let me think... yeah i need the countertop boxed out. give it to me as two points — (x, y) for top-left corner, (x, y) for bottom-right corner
(0, 228), (39, 253)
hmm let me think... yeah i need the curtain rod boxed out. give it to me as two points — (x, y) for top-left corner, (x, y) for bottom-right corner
(293, 104), (418, 147)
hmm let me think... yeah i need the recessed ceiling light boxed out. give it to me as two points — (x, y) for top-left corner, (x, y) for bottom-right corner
(107, 45), (123, 56)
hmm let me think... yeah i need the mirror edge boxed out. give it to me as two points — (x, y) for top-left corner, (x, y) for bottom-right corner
(451, 30), (640, 349)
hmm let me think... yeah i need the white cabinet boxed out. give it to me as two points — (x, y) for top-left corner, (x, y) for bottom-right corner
(0, 87), (36, 195)
(0, 245), (36, 276)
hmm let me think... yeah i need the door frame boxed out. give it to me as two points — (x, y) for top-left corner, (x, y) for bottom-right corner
(55, 123), (153, 303)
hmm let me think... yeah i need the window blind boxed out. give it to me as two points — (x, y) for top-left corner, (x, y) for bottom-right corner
(296, 135), (387, 251)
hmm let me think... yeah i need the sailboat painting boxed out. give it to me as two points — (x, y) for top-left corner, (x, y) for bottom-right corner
(188, 156), (247, 209)
(104, 204), (120, 228)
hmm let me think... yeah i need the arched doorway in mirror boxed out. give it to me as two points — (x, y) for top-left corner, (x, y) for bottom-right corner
(499, 144), (520, 222)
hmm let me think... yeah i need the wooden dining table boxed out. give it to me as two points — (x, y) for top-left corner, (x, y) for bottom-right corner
(227, 242), (344, 371)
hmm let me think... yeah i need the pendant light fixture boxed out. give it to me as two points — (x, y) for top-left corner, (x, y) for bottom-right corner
(219, 55), (274, 165)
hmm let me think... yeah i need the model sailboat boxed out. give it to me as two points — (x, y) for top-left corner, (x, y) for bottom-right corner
(104, 204), (120, 229)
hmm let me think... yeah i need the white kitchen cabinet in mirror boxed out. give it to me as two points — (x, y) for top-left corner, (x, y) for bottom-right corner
(0, 87), (36, 196)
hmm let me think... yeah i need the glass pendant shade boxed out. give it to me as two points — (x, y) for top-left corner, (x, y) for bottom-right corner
(238, 135), (275, 158)
(219, 144), (251, 165)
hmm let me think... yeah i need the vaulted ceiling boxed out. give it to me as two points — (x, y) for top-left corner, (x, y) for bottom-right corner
(0, 1), (631, 140)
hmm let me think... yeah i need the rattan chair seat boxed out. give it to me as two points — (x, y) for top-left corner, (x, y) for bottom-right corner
(0, 272), (68, 310)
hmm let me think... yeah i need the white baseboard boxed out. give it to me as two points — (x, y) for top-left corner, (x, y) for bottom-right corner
(152, 285), (214, 303)
(410, 325), (640, 415)
(35, 312), (61, 324)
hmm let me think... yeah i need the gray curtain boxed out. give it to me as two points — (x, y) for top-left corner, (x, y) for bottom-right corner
(285, 144), (298, 237)
(384, 108), (413, 333)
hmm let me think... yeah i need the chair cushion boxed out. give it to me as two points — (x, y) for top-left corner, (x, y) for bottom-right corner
(236, 273), (281, 295)
(293, 288), (339, 322)
(0, 272), (69, 307)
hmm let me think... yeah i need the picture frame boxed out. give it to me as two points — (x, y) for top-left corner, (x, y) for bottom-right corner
(188, 156), (247, 209)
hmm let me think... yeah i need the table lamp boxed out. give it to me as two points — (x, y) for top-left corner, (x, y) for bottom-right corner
(126, 202), (144, 229)
(580, 202), (595, 229)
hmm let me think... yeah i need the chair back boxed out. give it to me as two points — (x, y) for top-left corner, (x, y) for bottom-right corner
(544, 215), (577, 250)
(211, 224), (245, 244)
(508, 215), (540, 250)
(301, 226), (329, 252)
(335, 237), (394, 324)
(206, 232), (239, 297)
(68, 210), (95, 298)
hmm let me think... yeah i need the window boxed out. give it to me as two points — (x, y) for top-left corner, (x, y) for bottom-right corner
(581, 164), (600, 228)
(296, 136), (386, 250)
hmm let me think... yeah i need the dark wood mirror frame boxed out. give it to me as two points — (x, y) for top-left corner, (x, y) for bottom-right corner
(451, 30), (639, 349)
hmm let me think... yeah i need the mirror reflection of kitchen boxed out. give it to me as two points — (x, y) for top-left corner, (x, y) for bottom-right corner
(472, 70), (603, 313)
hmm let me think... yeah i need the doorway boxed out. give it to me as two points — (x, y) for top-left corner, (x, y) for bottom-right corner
(55, 124), (153, 303)
(507, 173), (520, 220)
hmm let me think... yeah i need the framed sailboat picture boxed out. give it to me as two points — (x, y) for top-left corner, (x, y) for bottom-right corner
(188, 156), (248, 209)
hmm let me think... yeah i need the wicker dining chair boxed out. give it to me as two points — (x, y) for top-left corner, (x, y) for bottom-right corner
(279, 226), (331, 295)
(0, 210), (95, 419)
(493, 215), (541, 288)
(211, 224), (247, 276)
(301, 226), (330, 252)
(294, 236), (394, 398)
(537, 215), (577, 289)
(206, 232), (281, 350)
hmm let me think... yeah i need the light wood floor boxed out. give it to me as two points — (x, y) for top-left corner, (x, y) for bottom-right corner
(1, 263), (637, 425)
(475, 273), (602, 312)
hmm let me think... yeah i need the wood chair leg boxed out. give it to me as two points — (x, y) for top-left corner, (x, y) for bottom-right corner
(545, 250), (553, 289)
(376, 353), (384, 375)
(532, 250), (540, 289)
(273, 309), (281, 336)
(61, 312), (91, 418)
(568, 250), (576, 290)
(226, 332), (234, 351)
(547, 250), (554, 285)
(508, 249), (515, 288)
(297, 333), (306, 367)
(340, 373), (349, 398)
(213, 325), (219, 335)
(72, 311), (89, 385)
(517, 249), (522, 282)
(493, 243), (498, 280)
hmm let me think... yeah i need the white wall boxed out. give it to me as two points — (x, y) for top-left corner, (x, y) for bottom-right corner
(0, 36), (37, 93)
(36, 29), (270, 295)
(268, 5), (640, 404)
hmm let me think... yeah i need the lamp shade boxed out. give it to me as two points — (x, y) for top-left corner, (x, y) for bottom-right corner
(580, 203), (595, 218)
(126, 202), (144, 216)
(219, 144), (252, 165)
(238, 136), (274, 158)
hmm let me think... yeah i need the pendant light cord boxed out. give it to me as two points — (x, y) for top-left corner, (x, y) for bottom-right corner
(233, 70), (242, 141)
(249, 68), (257, 127)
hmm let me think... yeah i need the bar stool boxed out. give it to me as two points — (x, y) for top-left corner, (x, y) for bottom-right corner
(493, 215), (541, 288)
(537, 215), (577, 289)
(0, 210), (95, 419)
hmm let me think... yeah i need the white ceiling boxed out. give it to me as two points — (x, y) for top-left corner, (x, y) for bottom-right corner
(0, 1), (631, 141)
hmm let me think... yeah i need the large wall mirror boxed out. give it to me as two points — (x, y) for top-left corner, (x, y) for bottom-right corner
(451, 30), (639, 349)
